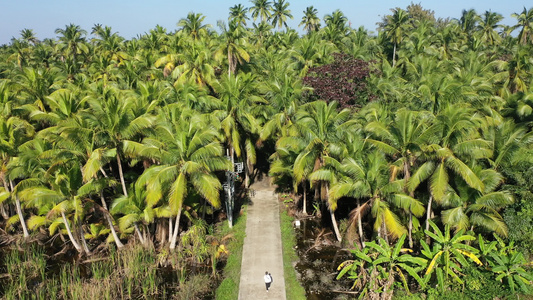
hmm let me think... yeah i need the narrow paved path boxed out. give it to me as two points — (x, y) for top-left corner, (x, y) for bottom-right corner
(238, 177), (286, 300)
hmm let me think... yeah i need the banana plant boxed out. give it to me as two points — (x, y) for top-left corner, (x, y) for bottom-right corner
(337, 234), (427, 297)
(421, 220), (482, 292)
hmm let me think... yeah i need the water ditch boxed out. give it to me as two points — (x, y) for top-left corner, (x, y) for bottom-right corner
(292, 217), (356, 300)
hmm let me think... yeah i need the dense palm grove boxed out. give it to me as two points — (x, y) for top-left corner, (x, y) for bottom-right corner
(1, 1), (533, 298)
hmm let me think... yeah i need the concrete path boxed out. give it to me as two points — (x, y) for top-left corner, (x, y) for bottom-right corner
(238, 177), (286, 300)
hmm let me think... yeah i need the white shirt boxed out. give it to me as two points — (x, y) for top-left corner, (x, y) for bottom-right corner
(264, 274), (272, 283)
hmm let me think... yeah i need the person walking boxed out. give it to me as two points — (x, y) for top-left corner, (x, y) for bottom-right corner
(264, 271), (273, 292)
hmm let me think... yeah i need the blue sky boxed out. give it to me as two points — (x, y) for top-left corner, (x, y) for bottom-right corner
(1, 1), (530, 45)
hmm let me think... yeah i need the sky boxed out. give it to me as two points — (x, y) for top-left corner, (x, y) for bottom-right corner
(1, 0), (531, 45)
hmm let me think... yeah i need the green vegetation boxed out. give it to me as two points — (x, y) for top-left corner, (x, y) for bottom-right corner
(280, 209), (306, 300)
(0, 244), (216, 299)
(0, 0), (533, 298)
(216, 206), (247, 300)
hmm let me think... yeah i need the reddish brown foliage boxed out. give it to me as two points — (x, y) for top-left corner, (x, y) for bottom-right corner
(303, 53), (375, 109)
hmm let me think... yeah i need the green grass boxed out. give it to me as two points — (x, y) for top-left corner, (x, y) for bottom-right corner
(215, 206), (248, 300)
(280, 210), (306, 300)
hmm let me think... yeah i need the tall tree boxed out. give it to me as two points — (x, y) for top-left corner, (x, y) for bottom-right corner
(476, 10), (503, 45)
(0, 116), (34, 237)
(299, 6), (320, 34)
(408, 106), (489, 232)
(248, 0), (272, 23)
(323, 9), (349, 44)
(19, 165), (92, 254)
(135, 107), (231, 249)
(177, 13), (211, 40)
(511, 7), (533, 45)
(20, 29), (39, 45)
(215, 20), (251, 75)
(291, 101), (353, 241)
(54, 24), (89, 77)
(365, 109), (432, 247)
(383, 8), (410, 67)
(458, 9), (479, 36)
(229, 4), (250, 27)
(83, 84), (155, 198)
(271, 0), (293, 30)
(329, 149), (414, 245)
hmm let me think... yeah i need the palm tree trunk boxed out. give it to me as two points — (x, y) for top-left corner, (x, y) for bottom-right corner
(408, 213), (413, 248)
(227, 146), (235, 228)
(10, 180), (29, 238)
(168, 217), (173, 244)
(0, 202), (7, 220)
(392, 42), (397, 67)
(79, 224), (91, 255)
(61, 211), (82, 252)
(228, 52), (234, 76)
(245, 155), (253, 188)
(425, 195), (433, 244)
(330, 210), (342, 242)
(425, 195), (433, 232)
(159, 221), (166, 246)
(357, 198), (365, 248)
(302, 183), (307, 215)
(314, 186), (320, 217)
(99, 191), (123, 248)
(404, 162), (414, 248)
(170, 207), (183, 250)
(326, 185), (342, 242)
(383, 221), (389, 244)
(1, 177), (10, 219)
(143, 224), (148, 244)
(201, 197), (206, 220)
(134, 223), (145, 245)
(116, 153), (128, 197)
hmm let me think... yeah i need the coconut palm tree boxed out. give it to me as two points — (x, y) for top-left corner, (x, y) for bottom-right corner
(215, 20), (251, 75)
(19, 166), (92, 254)
(458, 9), (479, 37)
(0, 116), (35, 237)
(271, 0), (293, 30)
(157, 38), (217, 88)
(135, 107), (231, 249)
(329, 149), (414, 245)
(248, 0), (272, 23)
(511, 7), (533, 45)
(54, 24), (89, 77)
(290, 101), (355, 241)
(215, 73), (262, 189)
(229, 4), (250, 27)
(441, 168), (513, 236)
(323, 9), (349, 45)
(299, 6), (320, 34)
(177, 13), (211, 40)
(408, 106), (490, 232)
(476, 10), (503, 45)
(365, 109), (433, 247)
(383, 8), (410, 67)
(83, 84), (155, 198)
(290, 34), (335, 77)
(493, 46), (531, 94)
(251, 21), (273, 45)
(111, 179), (154, 246)
(20, 29), (39, 45)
